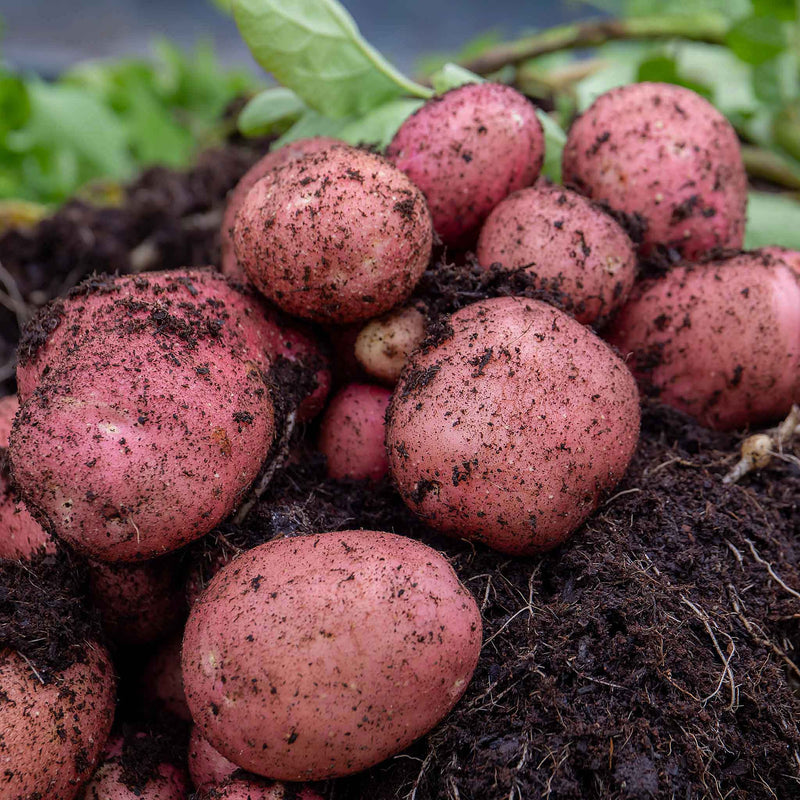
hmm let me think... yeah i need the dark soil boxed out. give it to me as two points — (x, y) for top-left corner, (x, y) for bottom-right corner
(1, 141), (799, 800)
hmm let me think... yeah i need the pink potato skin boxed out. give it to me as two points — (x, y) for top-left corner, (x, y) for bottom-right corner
(387, 297), (641, 555)
(220, 137), (342, 282)
(182, 531), (482, 781)
(476, 182), (637, 325)
(10, 326), (274, 562)
(233, 146), (433, 324)
(0, 645), (115, 800)
(606, 252), (800, 430)
(188, 726), (237, 792)
(386, 82), (544, 247)
(202, 778), (323, 800)
(139, 634), (192, 722)
(80, 754), (188, 800)
(760, 246), (800, 279)
(0, 467), (54, 559)
(0, 394), (19, 446)
(317, 383), (391, 481)
(16, 268), (330, 422)
(562, 82), (746, 259)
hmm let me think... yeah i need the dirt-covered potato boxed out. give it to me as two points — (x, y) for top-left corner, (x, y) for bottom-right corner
(386, 82), (544, 247)
(0, 645), (115, 799)
(233, 146), (433, 324)
(562, 82), (746, 259)
(0, 465), (54, 559)
(182, 530), (482, 781)
(201, 777), (323, 800)
(317, 383), (391, 482)
(0, 394), (19, 446)
(188, 726), (237, 793)
(139, 635), (192, 723)
(387, 297), (641, 555)
(220, 137), (342, 281)
(476, 182), (637, 325)
(606, 252), (800, 430)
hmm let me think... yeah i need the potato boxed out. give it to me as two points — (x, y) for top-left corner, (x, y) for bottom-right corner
(139, 635), (192, 723)
(220, 137), (342, 282)
(562, 82), (746, 259)
(0, 466), (54, 559)
(10, 320), (274, 562)
(386, 82), (544, 247)
(233, 146), (433, 324)
(354, 304), (427, 384)
(0, 394), (18, 447)
(182, 530), (482, 780)
(188, 726), (237, 793)
(476, 182), (637, 325)
(201, 778), (323, 800)
(605, 252), (800, 430)
(317, 383), (391, 482)
(0, 645), (115, 799)
(761, 245), (800, 278)
(387, 297), (641, 555)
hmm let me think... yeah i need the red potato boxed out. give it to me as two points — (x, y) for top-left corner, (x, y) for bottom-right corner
(0, 466), (54, 559)
(476, 182), (637, 325)
(606, 252), (800, 430)
(562, 82), (747, 259)
(10, 321), (275, 562)
(387, 296), (641, 555)
(354, 304), (427, 384)
(760, 246), (800, 279)
(317, 383), (391, 482)
(0, 394), (19, 446)
(386, 82), (544, 247)
(182, 530), (482, 781)
(88, 555), (185, 646)
(201, 777), (323, 800)
(0, 645), (115, 800)
(220, 137), (342, 282)
(233, 146), (433, 324)
(188, 726), (237, 793)
(139, 635), (192, 722)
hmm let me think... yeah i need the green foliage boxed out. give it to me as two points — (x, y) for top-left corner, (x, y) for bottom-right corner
(725, 15), (787, 65)
(238, 87), (306, 136)
(745, 191), (800, 250)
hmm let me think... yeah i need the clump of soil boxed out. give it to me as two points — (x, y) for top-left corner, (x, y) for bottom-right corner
(1, 140), (799, 800)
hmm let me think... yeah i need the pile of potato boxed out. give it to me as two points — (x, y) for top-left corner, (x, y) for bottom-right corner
(2, 79), (799, 799)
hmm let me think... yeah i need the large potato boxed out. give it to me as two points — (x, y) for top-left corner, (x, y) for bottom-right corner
(233, 146), (433, 324)
(182, 530), (482, 781)
(562, 82), (746, 259)
(0, 645), (115, 800)
(387, 297), (641, 555)
(606, 252), (800, 430)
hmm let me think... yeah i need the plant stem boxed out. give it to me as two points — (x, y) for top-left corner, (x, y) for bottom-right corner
(461, 14), (730, 75)
(741, 145), (800, 192)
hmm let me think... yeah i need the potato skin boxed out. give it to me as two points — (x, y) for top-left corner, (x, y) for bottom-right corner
(0, 645), (115, 800)
(187, 726), (237, 793)
(386, 82), (544, 247)
(606, 252), (800, 430)
(233, 146), (433, 324)
(182, 530), (482, 781)
(0, 468), (54, 560)
(562, 82), (746, 259)
(0, 394), (18, 447)
(203, 778), (323, 800)
(80, 752), (188, 800)
(387, 297), (641, 555)
(317, 383), (391, 482)
(476, 182), (637, 325)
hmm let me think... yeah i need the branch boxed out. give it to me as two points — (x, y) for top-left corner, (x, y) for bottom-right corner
(461, 14), (730, 75)
(741, 146), (800, 192)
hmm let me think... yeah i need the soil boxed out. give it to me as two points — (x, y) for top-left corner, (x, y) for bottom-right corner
(0, 141), (798, 800)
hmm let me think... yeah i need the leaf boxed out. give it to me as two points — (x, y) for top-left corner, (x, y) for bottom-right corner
(232, 0), (432, 118)
(209, 0), (233, 13)
(274, 109), (352, 148)
(337, 98), (424, 148)
(636, 54), (712, 99)
(429, 63), (485, 94)
(726, 15), (786, 66)
(751, 0), (796, 21)
(238, 87), (306, 136)
(0, 72), (31, 133)
(536, 109), (566, 184)
(744, 191), (800, 250)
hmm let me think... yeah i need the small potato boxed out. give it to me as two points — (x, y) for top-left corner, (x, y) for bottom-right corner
(139, 635), (192, 722)
(0, 466), (54, 559)
(476, 182), (637, 325)
(317, 383), (392, 482)
(606, 252), (800, 430)
(386, 82), (544, 247)
(387, 297), (641, 555)
(354, 304), (427, 384)
(0, 394), (19, 446)
(188, 726), (237, 792)
(562, 82), (746, 259)
(220, 137), (342, 281)
(0, 645), (115, 800)
(233, 146), (433, 324)
(201, 777), (323, 800)
(182, 530), (482, 781)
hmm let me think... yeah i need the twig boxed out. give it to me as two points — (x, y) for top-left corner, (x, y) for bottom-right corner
(741, 146), (800, 192)
(19, 652), (45, 685)
(461, 14), (729, 75)
(0, 259), (32, 330)
(744, 538), (800, 601)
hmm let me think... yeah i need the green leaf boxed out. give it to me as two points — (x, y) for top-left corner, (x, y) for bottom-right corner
(274, 109), (352, 147)
(536, 109), (566, 184)
(726, 15), (786, 66)
(232, 0), (432, 118)
(636, 54), (712, 98)
(429, 63), (485, 94)
(751, 0), (796, 21)
(744, 191), (800, 249)
(0, 72), (31, 133)
(337, 98), (424, 148)
(238, 87), (306, 136)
